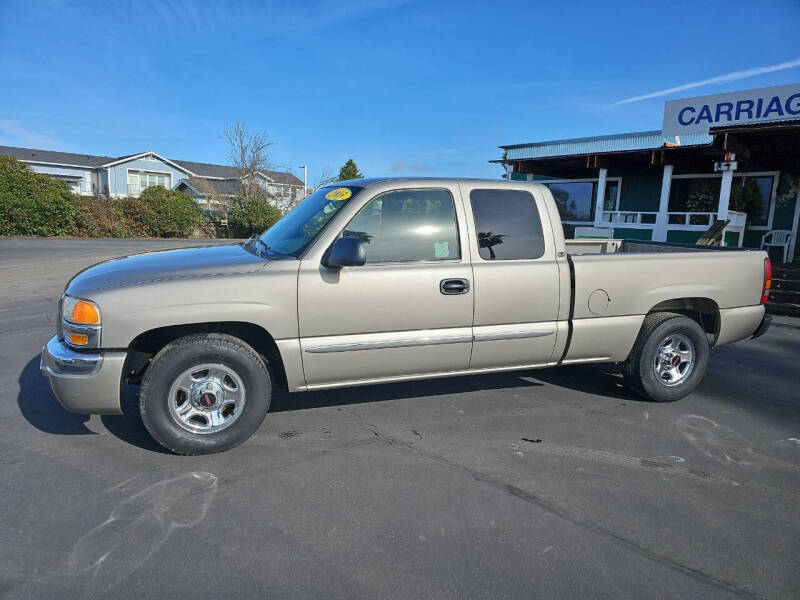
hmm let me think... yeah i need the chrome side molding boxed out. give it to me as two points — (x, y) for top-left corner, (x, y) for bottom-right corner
(473, 330), (554, 342)
(304, 334), (472, 353)
(304, 329), (553, 353)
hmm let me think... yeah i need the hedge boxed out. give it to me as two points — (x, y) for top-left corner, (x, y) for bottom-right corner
(0, 155), (77, 235)
(228, 195), (283, 238)
(0, 156), (202, 237)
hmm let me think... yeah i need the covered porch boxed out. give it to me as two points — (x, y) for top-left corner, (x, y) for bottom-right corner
(499, 122), (800, 261)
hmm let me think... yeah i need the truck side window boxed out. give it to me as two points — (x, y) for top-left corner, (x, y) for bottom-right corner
(470, 189), (545, 260)
(343, 188), (460, 263)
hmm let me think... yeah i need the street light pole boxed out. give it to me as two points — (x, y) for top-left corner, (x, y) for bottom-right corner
(299, 165), (307, 197)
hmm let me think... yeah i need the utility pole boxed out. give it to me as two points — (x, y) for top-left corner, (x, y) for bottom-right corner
(299, 165), (307, 197)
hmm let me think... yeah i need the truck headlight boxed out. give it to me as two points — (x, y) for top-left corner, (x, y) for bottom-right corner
(61, 296), (101, 347)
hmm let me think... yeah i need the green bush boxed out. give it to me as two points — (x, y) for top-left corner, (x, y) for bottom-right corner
(0, 155), (77, 235)
(135, 186), (202, 237)
(228, 196), (283, 238)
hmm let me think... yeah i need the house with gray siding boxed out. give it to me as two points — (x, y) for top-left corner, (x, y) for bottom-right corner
(0, 145), (304, 208)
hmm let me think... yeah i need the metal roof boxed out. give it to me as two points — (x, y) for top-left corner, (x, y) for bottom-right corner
(500, 130), (713, 161)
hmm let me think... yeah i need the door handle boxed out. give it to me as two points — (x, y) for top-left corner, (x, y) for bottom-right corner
(440, 278), (470, 295)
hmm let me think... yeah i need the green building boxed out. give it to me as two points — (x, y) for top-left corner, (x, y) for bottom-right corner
(496, 84), (800, 263)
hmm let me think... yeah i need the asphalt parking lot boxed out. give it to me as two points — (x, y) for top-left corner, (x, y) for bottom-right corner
(1, 237), (799, 599)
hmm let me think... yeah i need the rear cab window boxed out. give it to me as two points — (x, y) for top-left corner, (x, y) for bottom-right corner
(469, 189), (545, 260)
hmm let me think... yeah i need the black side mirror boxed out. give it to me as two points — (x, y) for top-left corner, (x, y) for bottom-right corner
(324, 237), (366, 268)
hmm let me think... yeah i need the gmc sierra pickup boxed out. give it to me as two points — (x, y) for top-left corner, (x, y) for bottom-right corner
(41, 178), (772, 454)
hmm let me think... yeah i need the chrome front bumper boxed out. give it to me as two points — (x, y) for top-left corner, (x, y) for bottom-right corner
(40, 335), (126, 414)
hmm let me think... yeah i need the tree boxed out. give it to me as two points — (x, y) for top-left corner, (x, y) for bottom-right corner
(337, 159), (363, 181)
(478, 231), (506, 259)
(222, 122), (274, 205)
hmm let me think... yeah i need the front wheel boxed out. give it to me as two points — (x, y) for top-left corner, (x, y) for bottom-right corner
(623, 312), (710, 402)
(140, 334), (271, 455)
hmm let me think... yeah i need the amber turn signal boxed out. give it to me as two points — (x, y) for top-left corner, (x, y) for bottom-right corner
(69, 333), (89, 346)
(72, 300), (100, 324)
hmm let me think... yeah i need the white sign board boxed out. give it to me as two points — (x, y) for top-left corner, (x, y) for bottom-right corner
(662, 83), (800, 136)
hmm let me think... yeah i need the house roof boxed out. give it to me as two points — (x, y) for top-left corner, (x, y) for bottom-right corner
(174, 159), (303, 185)
(177, 178), (242, 196)
(498, 130), (713, 161)
(0, 145), (114, 167)
(0, 145), (303, 185)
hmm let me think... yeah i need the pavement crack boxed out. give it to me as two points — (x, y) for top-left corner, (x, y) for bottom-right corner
(382, 435), (759, 600)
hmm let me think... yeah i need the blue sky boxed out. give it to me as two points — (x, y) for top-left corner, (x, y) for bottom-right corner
(1, 0), (799, 181)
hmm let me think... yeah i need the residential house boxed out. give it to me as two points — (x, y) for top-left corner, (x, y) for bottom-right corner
(0, 145), (305, 209)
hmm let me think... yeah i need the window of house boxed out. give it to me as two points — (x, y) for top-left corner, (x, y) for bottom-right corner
(540, 180), (619, 223)
(470, 189), (545, 260)
(668, 174), (774, 227)
(342, 188), (460, 263)
(127, 171), (169, 196)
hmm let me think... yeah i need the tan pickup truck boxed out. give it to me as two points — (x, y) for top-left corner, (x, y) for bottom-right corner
(41, 178), (772, 454)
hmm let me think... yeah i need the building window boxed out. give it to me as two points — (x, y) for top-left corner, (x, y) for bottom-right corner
(343, 188), (460, 263)
(127, 171), (169, 197)
(540, 180), (620, 223)
(731, 175), (774, 227)
(669, 174), (774, 227)
(470, 189), (545, 260)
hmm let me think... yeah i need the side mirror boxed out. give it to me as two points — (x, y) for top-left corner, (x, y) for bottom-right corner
(324, 237), (366, 268)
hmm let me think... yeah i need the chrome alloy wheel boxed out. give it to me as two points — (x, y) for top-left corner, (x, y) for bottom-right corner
(653, 333), (695, 387)
(167, 363), (246, 434)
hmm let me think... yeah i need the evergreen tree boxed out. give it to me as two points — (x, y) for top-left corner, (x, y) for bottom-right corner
(337, 159), (363, 181)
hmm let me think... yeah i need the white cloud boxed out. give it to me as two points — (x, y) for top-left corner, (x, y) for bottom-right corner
(0, 120), (64, 149)
(612, 57), (800, 105)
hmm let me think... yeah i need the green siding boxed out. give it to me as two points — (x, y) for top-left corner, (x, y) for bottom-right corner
(666, 230), (703, 244)
(742, 229), (763, 249)
(723, 231), (740, 247)
(614, 227), (653, 240)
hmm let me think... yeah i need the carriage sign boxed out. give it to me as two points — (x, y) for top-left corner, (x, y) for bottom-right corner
(662, 83), (800, 136)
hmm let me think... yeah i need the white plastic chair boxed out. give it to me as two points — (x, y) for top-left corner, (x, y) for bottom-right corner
(760, 230), (792, 263)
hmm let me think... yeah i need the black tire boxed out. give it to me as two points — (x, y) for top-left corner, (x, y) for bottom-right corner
(623, 312), (709, 403)
(140, 334), (271, 455)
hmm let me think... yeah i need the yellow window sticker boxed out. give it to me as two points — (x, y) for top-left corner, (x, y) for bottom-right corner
(325, 188), (352, 201)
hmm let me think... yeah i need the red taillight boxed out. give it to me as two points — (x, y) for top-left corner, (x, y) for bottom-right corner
(761, 257), (772, 305)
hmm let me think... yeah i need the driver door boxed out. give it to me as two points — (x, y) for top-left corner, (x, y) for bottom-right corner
(297, 184), (474, 388)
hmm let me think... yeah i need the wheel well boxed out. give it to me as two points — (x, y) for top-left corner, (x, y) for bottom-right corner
(124, 322), (288, 389)
(647, 298), (720, 342)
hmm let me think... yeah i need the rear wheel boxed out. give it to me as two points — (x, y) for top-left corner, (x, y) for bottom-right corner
(140, 334), (271, 455)
(623, 312), (709, 402)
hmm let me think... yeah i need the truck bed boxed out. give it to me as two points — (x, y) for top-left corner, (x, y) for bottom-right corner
(564, 238), (752, 255)
(560, 239), (767, 362)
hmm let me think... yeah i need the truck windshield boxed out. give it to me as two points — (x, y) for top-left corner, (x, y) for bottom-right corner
(258, 185), (362, 256)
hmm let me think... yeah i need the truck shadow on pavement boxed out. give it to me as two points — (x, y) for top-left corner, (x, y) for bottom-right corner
(268, 363), (640, 412)
(17, 355), (169, 453)
(20, 354), (639, 453)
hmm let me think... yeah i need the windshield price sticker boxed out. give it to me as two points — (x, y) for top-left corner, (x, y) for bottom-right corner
(325, 188), (352, 201)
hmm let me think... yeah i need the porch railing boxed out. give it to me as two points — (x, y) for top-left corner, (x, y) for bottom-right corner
(600, 210), (748, 229)
(600, 211), (658, 225)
